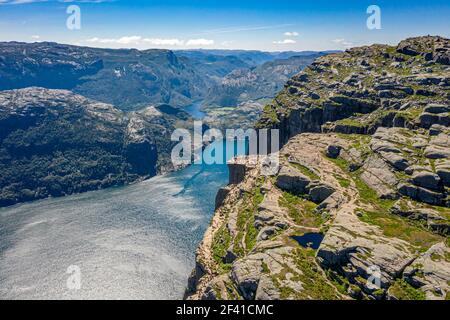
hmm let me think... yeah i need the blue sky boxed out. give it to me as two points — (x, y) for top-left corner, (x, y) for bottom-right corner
(0, 0), (449, 51)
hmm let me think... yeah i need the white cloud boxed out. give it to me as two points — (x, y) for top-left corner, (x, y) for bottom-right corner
(143, 38), (184, 46)
(332, 38), (354, 48)
(86, 35), (143, 45)
(185, 38), (214, 46)
(31, 35), (40, 40)
(84, 36), (214, 48)
(0, 0), (47, 4)
(273, 39), (296, 45)
(284, 31), (299, 37)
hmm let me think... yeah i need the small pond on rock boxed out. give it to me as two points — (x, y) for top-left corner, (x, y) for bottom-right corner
(291, 233), (324, 250)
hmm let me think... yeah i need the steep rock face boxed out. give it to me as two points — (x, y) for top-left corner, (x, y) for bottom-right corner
(0, 87), (190, 207)
(257, 36), (450, 144)
(188, 36), (450, 301)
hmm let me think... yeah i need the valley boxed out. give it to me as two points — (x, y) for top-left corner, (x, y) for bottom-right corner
(0, 42), (324, 208)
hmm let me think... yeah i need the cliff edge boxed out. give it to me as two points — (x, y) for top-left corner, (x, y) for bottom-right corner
(186, 36), (450, 300)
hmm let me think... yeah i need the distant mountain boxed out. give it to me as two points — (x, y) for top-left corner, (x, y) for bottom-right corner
(177, 49), (338, 66)
(177, 52), (251, 83)
(0, 87), (191, 207)
(0, 42), (332, 207)
(0, 42), (331, 112)
(0, 42), (208, 111)
(203, 54), (325, 107)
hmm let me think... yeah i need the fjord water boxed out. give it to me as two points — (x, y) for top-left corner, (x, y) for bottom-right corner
(0, 103), (233, 300)
(0, 160), (228, 299)
(0, 162), (228, 300)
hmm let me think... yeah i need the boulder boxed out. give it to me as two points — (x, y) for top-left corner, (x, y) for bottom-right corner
(390, 200), (444, 223)
(316, 192), (346, 211)
(428, 221), (450, 236)
(308, 183), (336, 204)
(398, 183), (444, 205)
(429, 124), (446, 136)
(255, 276), (281, 300)
(419, 113), (439, 129)
(257, 226), (278, 241)
(326, 145), (342, 159)
(411, 171), (442, 191)
(230, 258), (262, 300)
(424, 146), (450, 159)
(424, 104), (449, 114)
(371, 140), (401, 154)
(276, 166), (311, 195)
(360, 154), (398, 199)
(404, 165), (432, 176)
(436, 166), (450, 187)
(379, 151), (409, 171)
(403, 243), (450, 300)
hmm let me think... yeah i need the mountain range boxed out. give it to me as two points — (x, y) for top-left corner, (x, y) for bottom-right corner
(0, 42), (332, 111)
(0, 42), (329, 207)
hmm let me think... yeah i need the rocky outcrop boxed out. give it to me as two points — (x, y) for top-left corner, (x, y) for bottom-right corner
(258, 36), (450, 145)
(397, 36), (450, 65)
(188, 36), (450, 301)
(402, 243), (450, 300)
(275, 165), (311, 194)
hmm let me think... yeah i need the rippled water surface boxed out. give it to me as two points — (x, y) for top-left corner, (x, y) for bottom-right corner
(0, 163), (228, 300)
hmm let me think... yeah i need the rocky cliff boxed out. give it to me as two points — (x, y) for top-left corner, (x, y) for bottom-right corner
(186, 36), (450, 300)
(0, 87), (191, 207)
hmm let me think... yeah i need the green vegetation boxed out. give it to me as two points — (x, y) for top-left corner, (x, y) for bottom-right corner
(274, 248), (341, 300)
(289, 162), (320, 180)
(259, 104), (280, 126)
(334, 118), (366, 128)
(211, 224), (233, 273)
(334, 174), (351, 188)
(326, 270), (351, 296)
(358, 205), (441, 251)
(279, 192), (323, 228)
(327, 151), (442, 250)
(261, 261), (270, 274)
(396, 108), (423, 122)
(233, 182), (266, 257)
(389, 279), (426, 300)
